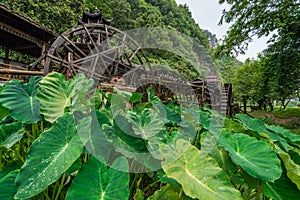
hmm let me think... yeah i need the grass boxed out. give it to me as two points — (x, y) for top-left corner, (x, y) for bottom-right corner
(249, 107), (300, 135)
(272, 107), (300, 118)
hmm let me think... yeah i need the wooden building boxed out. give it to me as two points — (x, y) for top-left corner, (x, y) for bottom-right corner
(0, 3), (57, 81)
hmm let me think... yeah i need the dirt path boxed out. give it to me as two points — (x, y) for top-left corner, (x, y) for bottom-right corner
(264, 113), (300, 125)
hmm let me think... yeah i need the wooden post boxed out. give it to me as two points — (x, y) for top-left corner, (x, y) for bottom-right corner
(40, 44), (46, 69)
(243, 96), (247, 113)
(4, 48), (9, 64)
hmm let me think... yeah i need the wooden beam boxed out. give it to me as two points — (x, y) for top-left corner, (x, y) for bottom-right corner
(0, 21), (44, 48)
(0, 69), (44, 75)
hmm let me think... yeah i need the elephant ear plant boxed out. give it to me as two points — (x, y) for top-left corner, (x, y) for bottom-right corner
(0, 72), (300, 200)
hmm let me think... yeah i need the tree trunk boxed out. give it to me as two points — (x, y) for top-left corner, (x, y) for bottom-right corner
(282, 99), (291, 110)
(243, 96), (247, 113)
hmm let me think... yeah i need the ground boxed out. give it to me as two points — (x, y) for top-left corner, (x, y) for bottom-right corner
(249, 107), (300, 135)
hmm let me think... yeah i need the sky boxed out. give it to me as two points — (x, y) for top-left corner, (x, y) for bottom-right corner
(175, 0), (270, 62)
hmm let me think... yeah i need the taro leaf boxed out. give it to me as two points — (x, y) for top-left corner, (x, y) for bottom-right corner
(0, 116), (15, 125)
(0, 77), (41, 123)
(152, 101), (181, 124)
(77, 114), (113, 165)
(266, 124), (300, 145)
(275, 146), (300, 189)
(157, 169), (180, 186)
(36, 72), (67, 123)
(0, 162), (21, 179)
(36, 72), (93, 123)
(264, 173), (300, 200)
(235, 114), (281, 141)
(66, 156), (129, 200)
(0, 122), (24, 148)
(91, 90), (102, 110)
(147, 88), (160, 102)
(224, 118), (247, 133)
(128, 109), (165, 139)
(0, 102), (9, 120)
(0, 169), (19, 200)
(161, 139), (242, 200)
(103, 124), (148, 160)
(147, 185), (181, 200)
(14, 113), (83, 199)
(218, 133), (282, 181)
(199, 110), (211, 130)
(96, 110), (112, 126)
(133, 189), (145, 200)
(130, 92), (143, 103)
(208, 145), (237, 178)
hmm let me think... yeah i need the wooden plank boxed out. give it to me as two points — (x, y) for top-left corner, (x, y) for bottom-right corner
(0, 69), (43, 75)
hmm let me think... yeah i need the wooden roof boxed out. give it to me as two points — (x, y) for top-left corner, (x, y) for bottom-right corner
(0, 3), (57, 57)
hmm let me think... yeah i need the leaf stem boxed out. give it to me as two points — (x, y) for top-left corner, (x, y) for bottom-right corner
(32, 123), (39, 139)
(15, 148), (24, 163)
(55, 172), (66, 200)
(43, 190), (51, 200)
(178, 188), (183, 199)
(143, 179), (160, 192)
(0, 148), (2, 171)
(40, 120), (43, 132)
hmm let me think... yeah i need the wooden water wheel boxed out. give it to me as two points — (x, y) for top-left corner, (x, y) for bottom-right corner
(43, 10), (150, 86)
(38, 10), (226, 111)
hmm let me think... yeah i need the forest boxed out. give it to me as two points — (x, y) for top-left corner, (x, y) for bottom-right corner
(0, 0), (300, 200)
(1, 0), (299, 110)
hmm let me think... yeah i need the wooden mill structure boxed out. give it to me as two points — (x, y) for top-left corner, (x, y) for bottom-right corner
(0, 4), (234, 115)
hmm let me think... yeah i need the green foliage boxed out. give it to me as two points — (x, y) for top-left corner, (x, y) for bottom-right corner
(161, 139), (242, 200)
(0, 122), (24, 149)
(218, 0), (300, 56)
(0, 72), (300, 199)
(0, 169), (19, 200)
(2, 0), (213, 81)
(0, 77), (42, 124)
(218, 133), (282, 181)
(66, 157), (129, 200)
(36, 72), (93, 123)
(218, 0), (299, 108)
(14, 113), (83, 199)
(2, 0), (84, 33)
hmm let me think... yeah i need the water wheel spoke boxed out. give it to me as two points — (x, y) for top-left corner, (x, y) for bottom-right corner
(61, 34), (87, 57)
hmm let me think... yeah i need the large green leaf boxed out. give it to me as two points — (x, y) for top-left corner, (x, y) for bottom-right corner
(147, 185), (182, 200)
(161, 139), (242, 200)
(0, 77), (41, 123)
(152, 101), (181, 124)
(264, 173), (300, 200)
(0, 169), (19, 200)
(128, 108), (165, 140)
(133, 189), (145, 200)
(36, 72), (67, 123)
(36, 72), (93, 123)
(266, 124), (300, 144)
(0, 102), (9, 120)
(14, 113), (83, 199)
(103, 123), (148, 160)
(275, 146), (300, 189)
(218, 132), (282, 181)
(235, 114), (281, 141)
(77, 114), (113, 165)
(0, 122), (24, 148)
(66, 156), (129, 200)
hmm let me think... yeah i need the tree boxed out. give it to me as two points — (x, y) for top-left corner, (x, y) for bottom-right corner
(218, 0), (300, 109)
(2, 0), (84, 33)
(218, 0), (300, 56)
